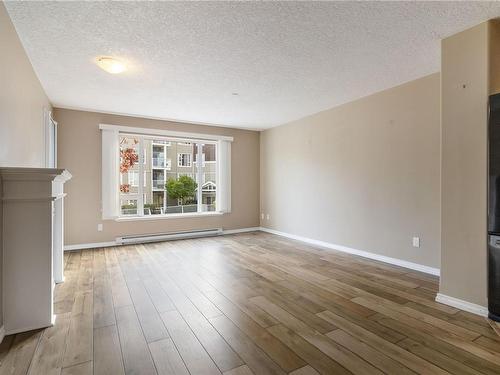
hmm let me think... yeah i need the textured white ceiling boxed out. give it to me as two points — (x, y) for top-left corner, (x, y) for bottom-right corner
(5, 1), (500, 129)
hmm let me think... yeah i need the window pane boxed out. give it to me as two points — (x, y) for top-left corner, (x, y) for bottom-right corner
(204, 144), (216, 162)
(178, 153), (192, 167)
(152, 142), (166, 168)
(142, 138), (160, 215)
(119, 135), (140, 199)
(118, 136), (221, 217)
(120, 198), (138, 216)
(200, 144), (217, 212)
(165, 142), (197, 213)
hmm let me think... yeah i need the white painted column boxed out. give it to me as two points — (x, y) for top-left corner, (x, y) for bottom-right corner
(52, 170), (71, 284)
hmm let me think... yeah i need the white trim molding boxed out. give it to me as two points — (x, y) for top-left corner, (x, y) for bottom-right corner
(259, 227), (440, 276)
(115, 211), (223, 222)
(99, 123), (234, 142)
(64, 241), (117, 251)
(0, 325), (5, 344)
(223, 227), (261, 235)
(435, 293), (488, 317)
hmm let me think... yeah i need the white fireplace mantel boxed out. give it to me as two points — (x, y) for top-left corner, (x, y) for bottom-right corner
(1, 167), (71, 335)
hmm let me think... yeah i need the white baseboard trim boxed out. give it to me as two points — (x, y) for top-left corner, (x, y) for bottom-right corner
(222, 227), (261, 235)
(259, 227), (440, 276)
(64, 241), (117, 251)
(0, 325), (5, 344)
(64, 227), (261, 251)
(435, 293), (488, 317)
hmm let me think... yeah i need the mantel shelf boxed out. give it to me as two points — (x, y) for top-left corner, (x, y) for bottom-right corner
(0, 167), (72, 181)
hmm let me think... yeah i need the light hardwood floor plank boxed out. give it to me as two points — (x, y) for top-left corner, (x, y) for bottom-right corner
(397, 338), (482, 375)
(289, 365), (321, 375)
(223, 364), (254, 375)
(202, 288), (306, 372)
(160, 310), (221, 375)
(267, 324), (351, 375)
(61, 361), (92, 375)
(0, 330), (42, 375)
(63, 291), (93, 368)
(209, 314), (286, 375)
(149, 338), (190, 375)
(115, 305), (157, 375)
(327, 329), (415, 375)
(93, 324), (125, 375)
(93, 249), (116, 328)
(373, 315), (500, 375)
(250, 296), (381, 375)
(28, 312), (71, 375)
(318, 310), (449, 375)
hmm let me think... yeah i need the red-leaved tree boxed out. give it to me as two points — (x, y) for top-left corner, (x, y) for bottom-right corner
(120, 148), (139, 173)
(120, 184), (130, 193)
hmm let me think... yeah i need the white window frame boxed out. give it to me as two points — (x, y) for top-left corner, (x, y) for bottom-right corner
(100, 124), (232, 220)
(44, 109), (57, 168)
(177, 153), (192, 167)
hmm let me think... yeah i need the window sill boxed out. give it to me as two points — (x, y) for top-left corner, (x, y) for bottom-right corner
(115, 211), (224, 222)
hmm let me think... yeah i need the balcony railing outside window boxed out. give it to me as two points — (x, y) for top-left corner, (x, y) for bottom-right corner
(152, 179), (165, 189)
(152, 157), (166, 168)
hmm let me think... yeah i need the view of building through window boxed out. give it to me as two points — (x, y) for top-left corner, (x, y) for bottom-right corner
(119, 135), (216, 216)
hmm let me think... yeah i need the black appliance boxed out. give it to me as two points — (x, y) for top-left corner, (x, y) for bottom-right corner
(488, 93), (500, 322)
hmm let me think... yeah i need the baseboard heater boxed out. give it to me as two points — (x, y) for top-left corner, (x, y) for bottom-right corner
(115, 228), (223, 245)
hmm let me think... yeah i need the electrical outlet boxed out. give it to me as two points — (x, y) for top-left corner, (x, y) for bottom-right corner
(266, 214), (270, 220)
(412, 236), (420, 248)
(97, 223), (103, 232)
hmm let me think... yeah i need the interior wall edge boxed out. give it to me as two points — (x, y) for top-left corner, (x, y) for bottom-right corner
(0, 2), (51, 168)
(439, 21), (489, 307)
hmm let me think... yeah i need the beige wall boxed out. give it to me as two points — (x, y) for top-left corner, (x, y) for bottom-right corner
(440, 23), (489, 307)
(439, 22), (498, 308)
(490, 20), (500, 96)
(0, 2), (51, 330)
(0, 3), (51, 168)
(260, 73), (441, 269)
(54, 108), (260, 245)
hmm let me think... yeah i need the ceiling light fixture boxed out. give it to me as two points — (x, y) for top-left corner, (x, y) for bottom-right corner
(96, 56), (127, 74)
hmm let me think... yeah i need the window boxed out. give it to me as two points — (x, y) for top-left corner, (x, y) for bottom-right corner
(128, 171), (138, 187)
(127, 171), (146, 187)
(178, 153), (192, 167)
(194, 144), (216, 164)
(100, 125), (231, 219)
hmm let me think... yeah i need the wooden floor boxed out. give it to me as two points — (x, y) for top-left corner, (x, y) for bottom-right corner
(1, 232), (499, 375)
